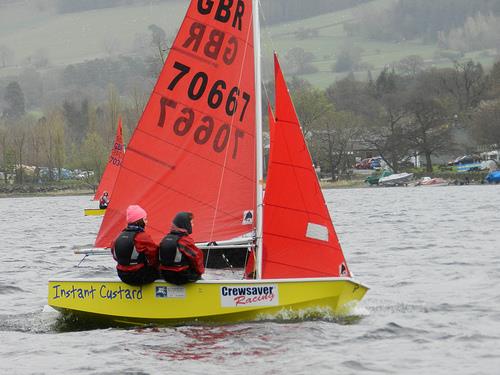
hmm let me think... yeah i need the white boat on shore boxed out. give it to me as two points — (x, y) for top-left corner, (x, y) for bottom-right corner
(378, 172), (413, 186)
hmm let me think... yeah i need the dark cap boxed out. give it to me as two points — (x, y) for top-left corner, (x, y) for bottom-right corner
(173, 212), (194, 234)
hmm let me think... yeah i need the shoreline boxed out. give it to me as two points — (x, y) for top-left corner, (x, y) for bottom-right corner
(1, 174), (490, 198)
(320, 180), (367, 189)
(0, 184), (94, 198)
(0, 182), (365, 198)
(0, 190), (94, 198)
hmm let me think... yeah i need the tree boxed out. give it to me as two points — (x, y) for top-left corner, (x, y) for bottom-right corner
(333, 45), (362, 73)
(28, 48), (50, 69)
(470, 100), (500, 147)
(53, 117), (65, 180)
(11, 117), (34, 183)
(148, 24), (168, 66)
(285, 48), (318, 75)
(438, 61), (489, 112)
(487, 61), (500, 99)
(129, 86), (148, 132)
(439, 12), (500, 52)
(385, 0), (500, 42)
(19, 68), (44, 108)
(107, 84), (121, 145)
(326, 75), (378, 120)
(406, 95), (453, 172)
(396, 55), (425, 77)
(62, 99), (89, 144)
(314, 111), (363, 178)
(329, 69), (413, 172)
(0, 45), (14, 68)
(0, 123), (14, 183)
(79, 131), (107, 184)
(103, 36), (121, 56)
(288, 77), (333, 139)
(3, 81), (26, 120)
(39, 110), (65, 181)
(29, 119), (43, 181)
(363, 69), (413, 172)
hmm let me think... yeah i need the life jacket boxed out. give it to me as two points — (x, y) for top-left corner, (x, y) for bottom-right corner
(113, 228), (146, 267)
(99, 196), (109, 208)
(159, 233), (190, 271)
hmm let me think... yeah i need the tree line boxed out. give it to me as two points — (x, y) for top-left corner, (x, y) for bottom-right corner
(0, 82), (145, 184)
(287, 59), (500, 177)
(2, 57), (499, 185)
(349, 0), (500, 46)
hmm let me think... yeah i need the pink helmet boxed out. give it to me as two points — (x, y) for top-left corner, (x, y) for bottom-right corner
(126, 205), (147, 224)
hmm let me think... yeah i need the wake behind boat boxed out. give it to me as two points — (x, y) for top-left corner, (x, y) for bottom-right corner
(48, 0), (367, 325)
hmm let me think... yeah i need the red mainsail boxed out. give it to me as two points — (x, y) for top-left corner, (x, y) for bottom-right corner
(96, 0), (256, 247)
(261, 55), (350, 278)
(93, 117), (125, 201)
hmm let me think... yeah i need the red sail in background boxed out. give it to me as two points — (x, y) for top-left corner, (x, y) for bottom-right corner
(261, 55), (350, 278)
(96, 0), (256, 247)
(93, 117), (125, 201)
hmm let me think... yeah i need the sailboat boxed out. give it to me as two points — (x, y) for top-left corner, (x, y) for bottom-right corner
(84, 118), (125, 216)
(49, 0), (367, 325)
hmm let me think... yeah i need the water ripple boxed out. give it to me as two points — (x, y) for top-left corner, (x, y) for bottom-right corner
(1, 188), (500, 374)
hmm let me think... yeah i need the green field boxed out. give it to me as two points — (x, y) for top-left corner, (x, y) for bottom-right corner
(0, 0), (497, 87)
(0, 1), (189, 68)
(263, 0), (497, 88)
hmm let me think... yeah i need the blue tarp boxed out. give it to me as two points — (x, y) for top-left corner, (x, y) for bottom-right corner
(485, 171), (500, 183)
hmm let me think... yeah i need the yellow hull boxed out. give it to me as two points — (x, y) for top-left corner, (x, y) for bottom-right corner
(48, 278), (368, 325)
(84, 208), (106, 216)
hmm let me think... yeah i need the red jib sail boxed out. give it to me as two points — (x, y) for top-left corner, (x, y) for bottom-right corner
(93, 117), (125, 201)
(96, 0), (256, 247)
(261, 55), (350, 278)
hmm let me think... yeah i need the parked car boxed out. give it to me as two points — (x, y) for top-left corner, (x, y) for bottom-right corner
(355, 157), (383, 170)
(355, 158), (372, 169)
(448, 155), (481, 166)
(370, 157), (382, 170)
(75, 171), (95, 179)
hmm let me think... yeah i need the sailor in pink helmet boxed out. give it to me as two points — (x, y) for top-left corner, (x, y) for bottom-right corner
(111, 205), (159, 285)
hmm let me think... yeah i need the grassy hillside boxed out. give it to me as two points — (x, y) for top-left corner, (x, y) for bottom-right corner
(263, 0), (498, 87)
(0, 0), (497, 87)
(0, 1), (188, 68)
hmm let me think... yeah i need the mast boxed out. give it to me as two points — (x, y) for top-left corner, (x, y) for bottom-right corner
(253, 0), (264, 279)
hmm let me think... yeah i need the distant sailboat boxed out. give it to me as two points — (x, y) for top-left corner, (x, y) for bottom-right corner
(50, 0), (367, 325)
(84, 118), (125, 216)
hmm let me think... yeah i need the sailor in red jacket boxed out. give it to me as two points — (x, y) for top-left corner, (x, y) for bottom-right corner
(99, 191), (110, 209)
(159, 212), (205, 285)
(111, 205), (159, 286)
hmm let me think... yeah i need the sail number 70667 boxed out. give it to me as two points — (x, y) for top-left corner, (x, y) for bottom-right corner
(168, 61), (251, 122)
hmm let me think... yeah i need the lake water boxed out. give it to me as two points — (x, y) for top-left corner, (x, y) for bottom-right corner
(1, 185), (499, 374)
